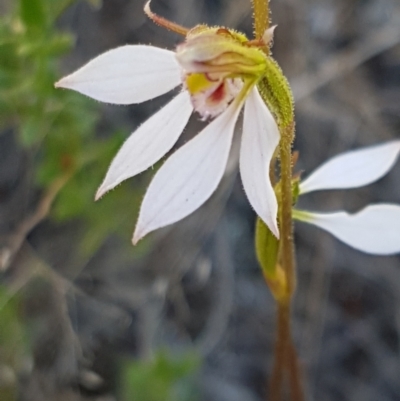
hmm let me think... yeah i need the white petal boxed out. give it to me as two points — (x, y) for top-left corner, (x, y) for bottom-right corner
(132, 100), (243, 243)
(55, 45), (182, 104)
(240, 87), (280, 237)
(96, 91), (193, 199)
(295, 205), (400, 255)
(300, 141), (400, 194)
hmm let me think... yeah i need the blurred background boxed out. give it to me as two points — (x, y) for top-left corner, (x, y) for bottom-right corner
(0, 0), (400, 400)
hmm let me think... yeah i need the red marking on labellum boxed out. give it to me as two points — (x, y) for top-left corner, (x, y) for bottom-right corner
(209, 83), (226, 103)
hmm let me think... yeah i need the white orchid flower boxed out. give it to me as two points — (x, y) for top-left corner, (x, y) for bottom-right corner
(294, 141), (400, 255)
(55, 12), (281, 244)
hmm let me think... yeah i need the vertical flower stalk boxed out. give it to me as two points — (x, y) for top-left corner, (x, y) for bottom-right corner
(252, 0), (270, 39)
(252, 1), (304, 400)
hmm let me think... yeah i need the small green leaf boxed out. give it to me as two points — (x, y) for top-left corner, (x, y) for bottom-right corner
(255, 217), (280, 279)
(44, 34), (74, 56)
(19, 0), (47, 30)
(17, 34), (73, 58)
(0, 286), (29, 366)
(20, 116), (42, 146)
(121, 350), (199, 401)
(292, 178), (300, 204)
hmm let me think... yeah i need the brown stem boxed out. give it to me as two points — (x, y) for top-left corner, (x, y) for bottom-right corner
(269, 301), (305, 401)
(251, 0), (270, 39)
(268, 121), (305, 401)
(0, 173), (71, 271)
(287, 340), (305, 401)
(269, 302), (289, 401)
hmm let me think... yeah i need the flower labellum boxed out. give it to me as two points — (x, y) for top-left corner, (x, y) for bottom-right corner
(55, 2), (281, 244)
(176, 27), (267, 119)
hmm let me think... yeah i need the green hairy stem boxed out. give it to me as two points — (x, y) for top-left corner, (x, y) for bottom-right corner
(251, 0), (270, 38)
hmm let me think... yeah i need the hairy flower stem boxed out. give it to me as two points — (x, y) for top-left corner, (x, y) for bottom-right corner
(269, 122), (305, 401)
(251, 0), (270, 38)
(251, 1), (303, 398)
(279, 122), (296, 296)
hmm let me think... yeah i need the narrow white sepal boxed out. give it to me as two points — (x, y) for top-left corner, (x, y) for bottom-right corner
(240, 87), (280, 237)
(132, 100), (243, 244)
(299, 204), (400, 255)
(96, 91), (193, 200)
(300, 141), (400, 194)
(55, 45), (182, 105)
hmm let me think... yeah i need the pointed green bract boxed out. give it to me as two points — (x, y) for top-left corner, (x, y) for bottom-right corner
(255, 217), (280, 279)
(257, 57), (294, 132)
